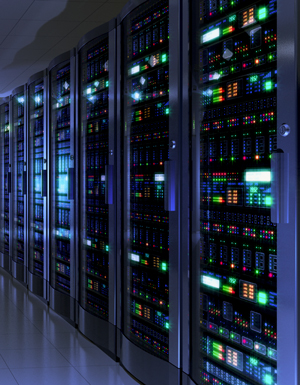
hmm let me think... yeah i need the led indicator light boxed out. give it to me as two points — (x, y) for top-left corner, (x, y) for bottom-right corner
(265, 80), (273, 90)
(258, 7), (268, 20)
(258, 291), (268, 304)
(263, 374), (273, 385)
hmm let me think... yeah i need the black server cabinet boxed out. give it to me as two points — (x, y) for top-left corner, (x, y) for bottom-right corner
(77, 20), (118, 356)
(27, 70), (48, 299)
(187, 1), (298, 385)
(0, 97), (11, 272)
(118, 0), (181, 383)
(48, 50), (76, 322)
(11, 85), (27, 284)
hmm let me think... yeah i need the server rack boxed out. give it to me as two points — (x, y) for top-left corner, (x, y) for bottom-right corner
(48, 50), (76, 322)
(187, 1), (299, 385)
(27, 70), (48, 299)
(11, 85), (27, 284)
(0, 97), (11, 272)
(77, 19), (118, 356)
(118, 0), (182, 383)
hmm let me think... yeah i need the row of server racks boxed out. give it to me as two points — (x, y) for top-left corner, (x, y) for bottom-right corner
(0, 0), (297, 384)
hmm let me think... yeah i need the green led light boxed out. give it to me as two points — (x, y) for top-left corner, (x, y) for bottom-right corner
(161, 262), (167, 271)
(220, 158), (223, 161)
(106, 80), (109, 87)
(105, 245), (109, 252)
(265, 80), (273, 91)
(209, 259), (213, 262)
(231, 157), (234, 161)
(258, 7), (268, 20)
(162, 53), (167, 62)
(250, 357), (258, 366)
(165, 322), (169, 329)
(165, 108), (169, 114)
(250, 75), (258, 82)
(263, 373), (273, 385)
(229, 277), (237, 284)
(223, 285), (234, 294)
(265, 196), (272, 206)
(229, 14), (236, 22)
(258, 291), (268, 304)
(255, 269), (259, 275)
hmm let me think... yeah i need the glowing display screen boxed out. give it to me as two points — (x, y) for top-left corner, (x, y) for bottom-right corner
(202, 28), (220, 43)
(245, 171), (271, 182)
(202, 275), (220, 289)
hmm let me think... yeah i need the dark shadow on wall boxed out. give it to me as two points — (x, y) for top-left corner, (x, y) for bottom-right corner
(1, 0), (123, 93)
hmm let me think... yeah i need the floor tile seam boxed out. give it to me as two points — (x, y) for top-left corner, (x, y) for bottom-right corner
(68, 364), (93, 385)
(7, 363), (73, 369)
(0, 354), (20, 384)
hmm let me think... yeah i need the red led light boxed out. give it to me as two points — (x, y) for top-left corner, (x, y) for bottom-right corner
(255, 155), (259, 160)
(269, 273), (273, 278)
(243, 267), (246, 271)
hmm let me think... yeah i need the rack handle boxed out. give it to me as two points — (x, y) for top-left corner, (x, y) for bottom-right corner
(6, 172), (11, 194)
(41, 169), (47, 197)
(271, 150), (289, 224)
(105, 165), (113, 205)
(67, 167), (74, 200)
(164, 160), (176, 212)
(21, 170), (27, 196)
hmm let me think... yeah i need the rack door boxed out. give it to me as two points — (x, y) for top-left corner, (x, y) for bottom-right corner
(28, 77), (47, 297)
(49, 56), (76, 319)
(121, 0), (181, 383)
(78, 27), (118, 354)
(12, 89), (27, 283)
(190, 1), (278, 384)
(0, 101), (10, 270)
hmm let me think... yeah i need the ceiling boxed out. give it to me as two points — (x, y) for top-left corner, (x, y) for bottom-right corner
(0, 0), (129, 97)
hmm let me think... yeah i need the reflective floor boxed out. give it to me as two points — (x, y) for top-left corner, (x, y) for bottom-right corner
(0, 268), (140, 385)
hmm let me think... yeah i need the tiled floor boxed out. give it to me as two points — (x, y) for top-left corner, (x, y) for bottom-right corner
(0, 268), (140, 385)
